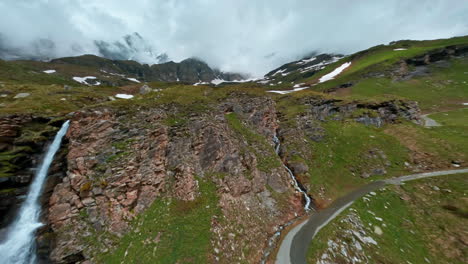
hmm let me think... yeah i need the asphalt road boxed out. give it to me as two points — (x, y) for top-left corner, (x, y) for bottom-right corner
(275, 168), (468, 264)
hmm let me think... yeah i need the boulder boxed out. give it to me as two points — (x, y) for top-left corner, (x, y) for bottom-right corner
(139, 84), (152, 94)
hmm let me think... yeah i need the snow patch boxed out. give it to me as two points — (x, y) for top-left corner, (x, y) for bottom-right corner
(463, 103), (468, 106)
(257, 79), (270, 84)
(297, 57), (317, 65)
(115, 94), (134, 99)
(43, 70), (56, 74)
(127, 78), (141, 83)
(299, 56), (342, 74)
(394, 48), (408, 51)
(267, 86), (309, 95)
(73, 76), (100, 86)
(272, 68), (286, 76)
(193, 81), (209, 86)
(211, 78), (225, 85)
(319, 62), (352, 83)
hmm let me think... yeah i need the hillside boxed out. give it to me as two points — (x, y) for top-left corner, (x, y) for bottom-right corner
(0, 35), (466, 264)
(0, 55), (245, 88)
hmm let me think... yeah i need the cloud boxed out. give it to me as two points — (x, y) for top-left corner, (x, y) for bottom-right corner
(0, 0), (467, 76)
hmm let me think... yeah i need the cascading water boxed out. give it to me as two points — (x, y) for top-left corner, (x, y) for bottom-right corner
(261, 134), (313, 263)
(273, 135), (312, 211)
(0, 120), (70, 264)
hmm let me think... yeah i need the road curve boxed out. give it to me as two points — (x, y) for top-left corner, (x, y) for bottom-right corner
(275, 168), (468, 264)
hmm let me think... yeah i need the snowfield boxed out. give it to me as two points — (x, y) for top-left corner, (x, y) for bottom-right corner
(127, 78), (141, 83)
(211, 79), (225, 85)
(43, 70), (56, 74)
(115, 94), (134, 99)
(319, 62), (352, 83)
(267, 86), (309, 95)
(296, 57), (317, 65)
(73, 76), (101, 86)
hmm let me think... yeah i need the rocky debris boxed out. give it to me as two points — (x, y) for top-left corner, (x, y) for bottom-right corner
(406, 45), (468, 66)
(13, 93), (30, 99)
(393, 44), (468, 80)
(302, 98), (421, 127)
(316, 211), (378, 264)
(360, 148), (390, 178)
(47, 97), (300, 263)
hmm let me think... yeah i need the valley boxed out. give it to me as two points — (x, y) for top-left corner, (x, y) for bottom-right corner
(0, 35), (467, 264)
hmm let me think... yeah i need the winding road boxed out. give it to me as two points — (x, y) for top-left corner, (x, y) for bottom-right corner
(275, 168), (468, 264)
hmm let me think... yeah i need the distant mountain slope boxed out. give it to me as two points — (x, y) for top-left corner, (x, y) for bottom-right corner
(1, 54), (245, 86)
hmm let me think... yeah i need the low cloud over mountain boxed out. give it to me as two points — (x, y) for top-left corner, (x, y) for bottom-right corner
(1, 0), (467, 76)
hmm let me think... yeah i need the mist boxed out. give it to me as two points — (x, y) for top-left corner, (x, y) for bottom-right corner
(1, 0), (467, 76)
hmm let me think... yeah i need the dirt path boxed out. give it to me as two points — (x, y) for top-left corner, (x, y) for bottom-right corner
(275, 168), (468, 264)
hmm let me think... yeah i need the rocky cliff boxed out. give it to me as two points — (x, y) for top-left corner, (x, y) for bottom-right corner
(37, 93), (421, 263)
(49, 55), (245, 84)
(0, 115), (66, 229)
(45, 96), (303, 263)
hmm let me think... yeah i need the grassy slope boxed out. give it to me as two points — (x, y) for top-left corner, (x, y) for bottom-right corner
(306, 36), (468, 88)
(342, 57), (468, 111)
(292, 36), (468, 263)
(307, 173), (468, 264)
(430, 107), (468, 126)
(270, 36), (468, 201)
(93, 179), (220, 264)
(306, 121), (410, 201)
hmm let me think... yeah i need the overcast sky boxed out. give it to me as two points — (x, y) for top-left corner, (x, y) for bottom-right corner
(1, 0), (467, 76)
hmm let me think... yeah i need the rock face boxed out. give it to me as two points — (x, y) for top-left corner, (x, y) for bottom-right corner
(394, 44), (468, 80)
(264, 53), (343, 83)
(303, 98), (421, 127)
(46, 97), (302, 263)
(51, 55), (245, 84)
(0, 115), (66, 229)
(43, 95), (422, 263)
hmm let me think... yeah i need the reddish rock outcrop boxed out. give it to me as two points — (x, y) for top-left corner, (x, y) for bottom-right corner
(47, 97), (302, 263)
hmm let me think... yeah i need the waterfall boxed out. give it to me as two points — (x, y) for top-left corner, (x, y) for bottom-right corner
(0, 120), (70, 264)
(273, 135), (312, 211)
(261, 134), (313, 263)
